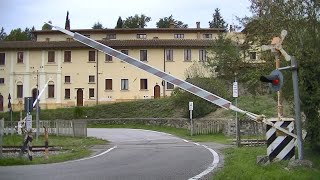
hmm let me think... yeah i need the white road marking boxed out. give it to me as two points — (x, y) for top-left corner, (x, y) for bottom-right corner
(183, 139), (189, 143)
(188, 145), (220, 180)
(70, 146), (117, 162)
(193, 142), (200, 146)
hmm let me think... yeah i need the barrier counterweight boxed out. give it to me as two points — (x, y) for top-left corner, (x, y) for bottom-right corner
(266, 119), (295, 161)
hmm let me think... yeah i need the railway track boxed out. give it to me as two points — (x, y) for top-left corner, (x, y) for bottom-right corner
(1, 146), (62, 153)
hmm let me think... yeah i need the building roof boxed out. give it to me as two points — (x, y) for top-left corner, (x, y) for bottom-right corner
(33, 28), (225, 35)
(0, 39), (214, 50)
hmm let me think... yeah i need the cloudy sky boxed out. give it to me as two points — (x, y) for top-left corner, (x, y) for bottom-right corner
(0, 0), (252, 33)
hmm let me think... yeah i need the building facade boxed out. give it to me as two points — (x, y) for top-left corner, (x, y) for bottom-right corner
(0, 24), (252, 111)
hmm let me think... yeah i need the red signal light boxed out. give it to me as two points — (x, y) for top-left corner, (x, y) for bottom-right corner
(272, 79), (279, 85)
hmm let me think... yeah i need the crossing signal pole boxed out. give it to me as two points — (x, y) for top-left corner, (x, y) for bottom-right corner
(261, 30), (304, 160)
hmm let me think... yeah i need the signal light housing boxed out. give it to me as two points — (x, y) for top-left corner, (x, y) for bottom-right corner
(260, 70), (283, 92)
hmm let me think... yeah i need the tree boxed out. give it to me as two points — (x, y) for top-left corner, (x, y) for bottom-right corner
(123, 14), (151, 28)
(25, 26), (36, 41)
(243, 0), (320, 148)
(0, 27), (6, 40)
(115, 16), (123, 28)
(5, 28), (29, 41)
(156, 15), (188, 28)
(92, 22), (104, 29)
(205, 34), (266, 95)
(42, 21), (52, 30)
(209, 8), (228, 30)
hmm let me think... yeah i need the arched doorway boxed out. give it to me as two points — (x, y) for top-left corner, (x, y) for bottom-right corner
(0, 94), (3, 112)
(77, 89), (83, 106)
(154, 85), (160, 99)
(32, 88), (39, 104)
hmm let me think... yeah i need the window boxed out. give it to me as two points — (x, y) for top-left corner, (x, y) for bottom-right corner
(65, 76), (71, 83)
(249, 52), (257, 60)
(17, 52), (23, 63)
(65, 89), (70, 99)
(167, 82), (174, 90)
(89, 75), (95, 83)
(121, 79), (129, 90)
(66, 38), (73, 42)
(89, 51), (95, 62)
(121, 50), (128, 55)
(174, 34), (184, 39)
(0, 78), (4, 84)
(165, 49), (173, 61)
(48, 83), (54, 98)
(106, 34), (116, 39)
(105, 79), (112, 90)
(140, 50), (147, 61)
(48, 51), (55, 63)
(140, 79), (148, 90)
(105, 54), (112, 62)
(137, 34), (147, 39)
(184, 49), (191, 61)
(202, 34), (212, 39)
(17, 84), (23, 98)
(199, 49), (207, 62)
(0, 53), (5, 65)
(64, 51), (71, 62)
(89, 88), (95, 98)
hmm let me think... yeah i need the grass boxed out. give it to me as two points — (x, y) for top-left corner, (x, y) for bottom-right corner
(214, 146), (320, 180)
(0, 134), (107, 166)
(221, 94), (293, 119)
(0, 98), (176, 121)
(89, 124), (230, 144)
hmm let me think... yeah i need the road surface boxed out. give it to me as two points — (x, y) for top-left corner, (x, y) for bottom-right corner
(0, 128), (220, 180)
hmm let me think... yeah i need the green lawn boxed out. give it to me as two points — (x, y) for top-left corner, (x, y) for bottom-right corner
(214, 146), (320, 180)
(0, 134), (107, 166)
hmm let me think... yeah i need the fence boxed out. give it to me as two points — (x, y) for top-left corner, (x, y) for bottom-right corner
(192, 119), (225, 135)
(1, 120), (87, 137)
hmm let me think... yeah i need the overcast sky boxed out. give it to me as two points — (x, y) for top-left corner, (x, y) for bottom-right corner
(0, 0), (252, 33)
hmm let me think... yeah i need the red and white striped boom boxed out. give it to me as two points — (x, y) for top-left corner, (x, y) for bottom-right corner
(47, 23), (259, 121)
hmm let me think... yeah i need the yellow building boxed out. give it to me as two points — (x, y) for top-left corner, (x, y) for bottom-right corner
(0, 22), (254, 111)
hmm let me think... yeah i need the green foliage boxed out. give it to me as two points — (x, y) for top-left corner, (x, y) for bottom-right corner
(206, 34), (245, 80)
(4, 28), (30, 41)
(0, 27), (7, 40)
(73, 107), (84, 119)
(243, 0), (320, 148)
(115, 16), (123, 28)
(156, 15), (188, 28)
(172, 77), (230, 118)
(92, 22), (104, 29)
(209, 8), (228, 29)
(123, 14), (151, 28)
(42, 21), (52, 30)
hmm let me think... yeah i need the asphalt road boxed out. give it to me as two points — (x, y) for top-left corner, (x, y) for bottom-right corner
(0, 128), (220, 180)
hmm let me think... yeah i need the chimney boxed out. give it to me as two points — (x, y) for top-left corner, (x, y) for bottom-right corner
(196, 22), (200, 29)
(169, 22), (175, 28)
(230, 25), (234, 32)
(65, 11), (70, 30)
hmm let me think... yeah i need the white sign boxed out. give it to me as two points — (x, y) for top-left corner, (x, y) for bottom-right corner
(26, 114), (32, 131)
(233, 81), (238, 98)
(189, 102), (193, 111)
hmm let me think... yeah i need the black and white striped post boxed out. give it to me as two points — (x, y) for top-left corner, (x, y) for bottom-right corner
(266, 118), (295, 161)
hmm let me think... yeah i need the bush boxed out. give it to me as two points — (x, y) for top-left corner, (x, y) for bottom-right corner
(172, 77), (230, 118)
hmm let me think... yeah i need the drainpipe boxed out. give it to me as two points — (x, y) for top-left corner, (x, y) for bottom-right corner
(96, 50), (99, 105)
